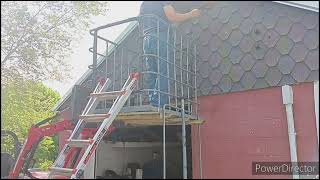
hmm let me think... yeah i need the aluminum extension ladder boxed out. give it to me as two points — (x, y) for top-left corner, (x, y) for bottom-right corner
(48, 73), (139, 179)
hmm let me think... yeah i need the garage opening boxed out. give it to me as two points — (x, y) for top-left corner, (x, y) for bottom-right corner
(93, 125), (193, 179)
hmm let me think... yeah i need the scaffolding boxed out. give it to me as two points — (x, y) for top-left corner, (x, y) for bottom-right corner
(89, 15), (204, 179)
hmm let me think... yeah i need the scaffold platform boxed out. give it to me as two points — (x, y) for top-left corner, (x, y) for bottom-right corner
(95, 105), (204, 126)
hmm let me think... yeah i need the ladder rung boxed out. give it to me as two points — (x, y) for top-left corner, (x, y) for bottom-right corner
(80, 114), (110, 122)
(49, 167), (75, 176)
(68, 139), (93, 147)
(90, 90), (126, 100)
(49, 75), (139, 179)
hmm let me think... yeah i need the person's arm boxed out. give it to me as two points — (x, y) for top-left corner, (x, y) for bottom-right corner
(163, 4), (200, 23)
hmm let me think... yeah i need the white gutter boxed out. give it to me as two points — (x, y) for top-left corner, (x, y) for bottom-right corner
(314, 81), (319, 145)
(273, 1), (319, 12)
(281, 85), (299, 179)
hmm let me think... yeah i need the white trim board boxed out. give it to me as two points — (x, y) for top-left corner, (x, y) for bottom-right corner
(314, 81), (319, 145)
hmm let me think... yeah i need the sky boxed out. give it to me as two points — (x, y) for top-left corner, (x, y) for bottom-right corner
(43, 1), (142, 96)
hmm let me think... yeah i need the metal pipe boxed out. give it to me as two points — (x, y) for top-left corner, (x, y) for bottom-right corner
(173, 29), (177, 107)
(120, 48), (123, 87)
(90, 17), (138, 34)
(113, 48), (116, 91)
(167, 26), (170, 106)
(157, 20), (160, 110)
(89, 15), (170, 36)
(105, 42), (109, 77)
(95, 35), (119, 46)
(186, 39), (190, 112)
(198, 125), (203, 179)
(139, 88), (199, 103)
(282, 85), (299, 179)
(141, 54), (196, 75)
(112, 47), (116, 105)
(181, 99), (187, 179)
(127, 51), (131, 106)
(163, 104), (169, 179)
(138, 22), (143, 106)
(180, 36), (184, 107)
(163, 104), (196, 179)
(141, 14), (170, 25)
(89, 48), (107, 58)
(89, 44), (139, 57)
(194, 45), (198, 115)
(141, 34), (195, 56)
(104, 42), (109, 108)
(92, 31), (98, 89)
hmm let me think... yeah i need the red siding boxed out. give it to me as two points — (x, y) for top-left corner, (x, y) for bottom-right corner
(292, 83), (318, 162)
(192, 83), (318, 179)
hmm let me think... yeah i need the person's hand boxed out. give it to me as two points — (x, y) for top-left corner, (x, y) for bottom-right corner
(190, 9), (201, 18)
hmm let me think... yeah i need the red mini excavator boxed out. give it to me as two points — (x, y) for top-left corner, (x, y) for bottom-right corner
(5, 108), (115, 179)
(3, 81), (116, 179)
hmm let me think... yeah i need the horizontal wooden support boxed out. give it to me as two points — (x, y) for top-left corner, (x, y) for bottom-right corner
(113, 112), (204, 126)
(121, 120), (205, 126)
(94, 105), (205, 126)
(110, 142), (181, 148)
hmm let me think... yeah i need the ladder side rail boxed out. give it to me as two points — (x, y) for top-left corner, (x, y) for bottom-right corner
(68, 79), (111, 141)
(49, 74), (138, 179)
(80, 79), (105, 116)
(109, 74), (133, 108)
(83, 82), (101, 112)
(66, 79), (109, 143)
(82, 79), (111, 116)
(107, 78), (136, 116)
(68, 78), (110, 141)
(49, 79), (110, 176)
(70, 77), (138, 179)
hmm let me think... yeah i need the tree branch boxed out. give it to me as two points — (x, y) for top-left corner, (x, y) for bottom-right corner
(14, 2), (49, 45)
(1, 50), (15, 66)
(1, 3), (49, 66)
(43, 7), (74, 34)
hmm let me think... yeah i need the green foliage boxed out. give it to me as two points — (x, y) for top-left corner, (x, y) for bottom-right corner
(1, 79), (61, 170)
(34, 137), (58, 170)
(1, 1), (109, 84)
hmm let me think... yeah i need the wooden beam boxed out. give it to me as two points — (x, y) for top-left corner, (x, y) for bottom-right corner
(94, 105), (204, 126)
(119, 119), (205, 126)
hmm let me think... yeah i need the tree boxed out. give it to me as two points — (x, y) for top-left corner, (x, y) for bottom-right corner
(1, 1), (109, 85)
(1, 79), (61, 170)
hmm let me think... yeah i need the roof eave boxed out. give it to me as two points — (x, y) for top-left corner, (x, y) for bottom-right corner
(52, 21), (139, 112)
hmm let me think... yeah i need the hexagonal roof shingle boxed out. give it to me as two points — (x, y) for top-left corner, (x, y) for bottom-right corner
(55, 1), (320, 111)
(145, 1), (319, 98)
